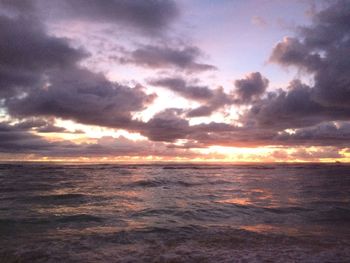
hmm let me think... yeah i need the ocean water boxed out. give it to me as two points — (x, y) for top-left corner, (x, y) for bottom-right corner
(1, 163), (350, 262)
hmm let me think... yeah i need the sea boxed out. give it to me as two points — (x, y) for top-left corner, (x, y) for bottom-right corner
(0, 163), (350, 262)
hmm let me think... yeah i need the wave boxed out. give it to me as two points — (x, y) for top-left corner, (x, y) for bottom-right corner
(21, 193), (89, 205)
(262, 206), (313, 214)
(0, 214), (103, 226)
(163, 166), (226, 170)
(125, 179), (201, 188)
(126, 179), (166, 188)
(55, 214), (103, 223)
(310, 207), (350, 224)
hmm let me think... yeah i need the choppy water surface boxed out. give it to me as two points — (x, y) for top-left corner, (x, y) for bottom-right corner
(1, 163), (350, 262)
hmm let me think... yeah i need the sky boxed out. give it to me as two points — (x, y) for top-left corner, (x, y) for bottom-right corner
(0, 0), (350, 162)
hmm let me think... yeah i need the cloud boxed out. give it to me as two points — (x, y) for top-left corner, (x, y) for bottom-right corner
(239, 0), (350, 134)
(35, 125), (67, 133)
(6, 67), (156, 129)
(0, 121), (199, 159)
(148, 77), (214, 100)
(0, 0), (35, 14)
(0, 0), (179, 35)
(136, 104), (350, 147)
(275, 121), (350, 147)
(135, 108), (234, 142)
(149, 76), (233, 117)
(270, 37), (322, 71)
(185, 87), (232, 117)
(0, 122), (57, 153)
(186, 126), (277, 148)
(149, 72), (269, 117)
(12, 118), (69, 133)
(272, 147), (344, 161)
(139, 108), (190, 142)
(1, 0), (350, 159)
(0, 14), (86, 98)
(234, 72), (269, 104)
(82, 136), (198, 158)
(120, 45), (216, 72)
(244, 80), (328, 129)
(182, 121), (350, 149)
(186, 71), (270, 116)
(0, 4), (157, 132)
(52, 0), (179, 34)
(265, 0), (350, 127)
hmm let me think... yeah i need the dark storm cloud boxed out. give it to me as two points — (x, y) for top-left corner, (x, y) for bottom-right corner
(13, 119), (48, 130)
(234, 72), (269, 104)
(0, 122), (198, 158)
(186, 87), (232, 117)
(6, 67), (156, 129)
(137, 108), (234, 142)
(2, 116), (350, 160)
(136, 102), (350, 147)
(139, 108), (190, 142)
(0, 0), (35, 14)
(0, 0), (179, 34)
(275, 122), (350, 147)
(245, 80), (331, 129)
(270, 37), (322, 71)
(148, 77), (214, 100)
(149, 73), (269, 117)
(13, 118), (69, 133)
(0, 122), (55, 153)
(261, 0), (350, 129)
(185, 121), (350, 148)
(0, 3), (157, 132)
(53, 0), (179, 34)
(186, 106), (217, 118)
(0, 14), (86, 98)
(121, 45), (216, 72)
(35, 125), (67, 133)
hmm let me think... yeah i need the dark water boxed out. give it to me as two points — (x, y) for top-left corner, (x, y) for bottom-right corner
(1, 163), (350, 262)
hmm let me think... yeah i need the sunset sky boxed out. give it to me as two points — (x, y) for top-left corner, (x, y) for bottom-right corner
(1, 0), (350, 162)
